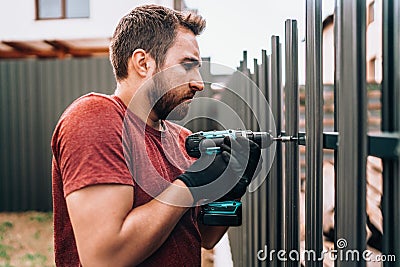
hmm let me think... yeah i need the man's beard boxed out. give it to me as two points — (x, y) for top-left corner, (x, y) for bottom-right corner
(149, 73), (191, 121)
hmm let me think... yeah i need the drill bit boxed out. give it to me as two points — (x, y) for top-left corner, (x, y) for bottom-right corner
(273, 136), (298, 142)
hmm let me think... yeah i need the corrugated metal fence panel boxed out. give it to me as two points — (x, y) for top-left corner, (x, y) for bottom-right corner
(0, 57), (116, 211)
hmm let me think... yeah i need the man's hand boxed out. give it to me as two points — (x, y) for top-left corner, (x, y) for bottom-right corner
(219, 136), (263, 200)
(177, 153), (229, 202)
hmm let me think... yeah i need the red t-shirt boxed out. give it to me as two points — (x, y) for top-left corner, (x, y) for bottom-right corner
(51, 93), (201, 267)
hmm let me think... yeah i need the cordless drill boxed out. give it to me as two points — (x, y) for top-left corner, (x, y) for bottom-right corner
(185, 130), (274, 226)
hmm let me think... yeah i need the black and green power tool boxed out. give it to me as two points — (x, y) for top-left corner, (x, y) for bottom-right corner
(185, 129), (274, 226)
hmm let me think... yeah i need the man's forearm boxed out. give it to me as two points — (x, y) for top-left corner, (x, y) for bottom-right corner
(115, 180), (194, 265)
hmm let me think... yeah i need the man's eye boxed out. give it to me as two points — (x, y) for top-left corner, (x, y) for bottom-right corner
(182, 62), (199, 70)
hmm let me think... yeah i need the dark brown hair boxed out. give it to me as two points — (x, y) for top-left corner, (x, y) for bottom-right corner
(110, 5), (206, 81)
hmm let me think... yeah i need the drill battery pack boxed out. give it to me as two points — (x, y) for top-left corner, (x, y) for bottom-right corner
(200, 200), (242, 226)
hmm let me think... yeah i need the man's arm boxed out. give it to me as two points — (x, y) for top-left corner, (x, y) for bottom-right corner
(198, 223), (229, 249)
(66, 180), (193, 267)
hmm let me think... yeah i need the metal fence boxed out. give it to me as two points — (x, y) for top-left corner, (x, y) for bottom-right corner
(0, 57), (116, 211)
(224, 0), (400, 266)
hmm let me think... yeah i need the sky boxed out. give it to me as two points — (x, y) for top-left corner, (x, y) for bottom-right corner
(185, 0), (335, 79)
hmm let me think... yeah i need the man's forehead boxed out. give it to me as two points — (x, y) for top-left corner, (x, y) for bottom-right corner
(174, 28), (201, 59)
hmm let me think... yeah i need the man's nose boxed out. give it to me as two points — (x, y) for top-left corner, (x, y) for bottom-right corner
(189, 67), (204, 91)
(189, 79), (204, 91)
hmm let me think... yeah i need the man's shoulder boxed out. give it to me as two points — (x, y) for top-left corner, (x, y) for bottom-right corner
(64, 93), (125, 115)
(52, 93), (126, 146)
(56, 93), (126, 126)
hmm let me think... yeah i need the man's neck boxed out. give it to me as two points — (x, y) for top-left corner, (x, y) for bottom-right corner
(115, 82), (163, 131)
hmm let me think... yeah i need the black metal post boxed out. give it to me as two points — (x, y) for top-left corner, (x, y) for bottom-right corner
(335, 1), (367, 266)
(243, 51), (252, 130)
(247, 57), (258, 267)
(382, 0), (400, 265)
(251, 58), (260, 267)
(240, 52), (250, 267)
(260, 50), (270, 267)
(268, 35), (284, 267)
(333, 0), (340, 263)
(305, 0), (323, 266)
(284, 19), (300, 267)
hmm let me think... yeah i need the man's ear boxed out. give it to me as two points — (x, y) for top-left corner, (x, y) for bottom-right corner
(130, 49), (154, 77)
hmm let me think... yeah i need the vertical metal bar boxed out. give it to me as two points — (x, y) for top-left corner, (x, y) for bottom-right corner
(233, 62), (245, 266)
(285, 19), (300, 267)
(27, 60), (39, 210)
(305, 0), (323, 266)
(382, 0), (400, 265)
(265, 52), (272, 267)
(227, 53), (243, 263)
(246, 157), (254, 263)
(335, 0), (367, 266)
(268, 35), (284, 267)
(253, 59), (260, 87)
(239, 61), (243, 71)
(0, 62), (10, 210)
(259, 50), (270, 267)
(9, 61), (20, 211)
(252, 58), (260, 267)
(241, 52), (251, 267)
(38, 60), (50, 210)
(243, 51), (252, 130)
(333, 1), (340, 263)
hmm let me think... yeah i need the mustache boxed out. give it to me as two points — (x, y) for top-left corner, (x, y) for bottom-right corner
(182, 92), (196, 100)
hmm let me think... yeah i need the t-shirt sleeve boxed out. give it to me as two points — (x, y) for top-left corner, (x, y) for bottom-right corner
(52, 95), (133, 197)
